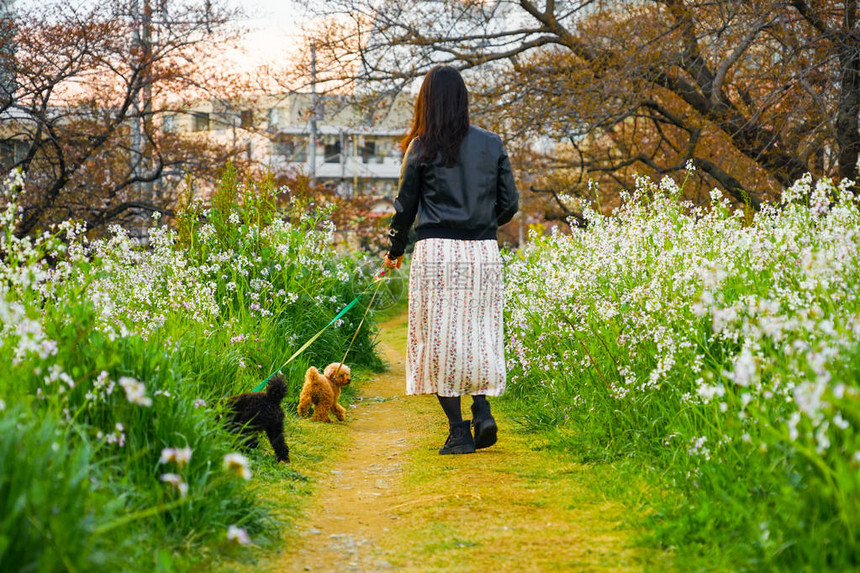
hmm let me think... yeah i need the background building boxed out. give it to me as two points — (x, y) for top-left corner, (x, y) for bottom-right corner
(163, 91), (413, 199)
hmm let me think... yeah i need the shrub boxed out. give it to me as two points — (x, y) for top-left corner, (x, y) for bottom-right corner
(0, 166), (385, 571)
(503, 172), (860, 569)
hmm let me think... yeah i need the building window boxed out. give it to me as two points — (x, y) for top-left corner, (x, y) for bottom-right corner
(0, 139), (26, 170)
(192, 112), (210, 132)
(362, 140), (376, 163)
(162, 114), (176, 133)
(324, 140), (341, 163)
(212, 113), (228, 131)
(240, 110), (253, 129)
(274, 136), (307, 162)
(382, 139), (396, 158)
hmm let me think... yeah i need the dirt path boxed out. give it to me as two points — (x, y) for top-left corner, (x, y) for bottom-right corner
(270, 312), (652, 572)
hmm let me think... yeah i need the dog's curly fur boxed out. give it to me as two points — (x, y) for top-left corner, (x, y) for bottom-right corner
(223, 374), (290, 463)
(297, 363), (351, 422)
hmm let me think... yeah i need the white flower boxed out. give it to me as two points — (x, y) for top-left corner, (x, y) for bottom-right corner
(159, 449), (174, 465)
(104, 422), (126, 447)
(0, 398), (5, 411)
(787, 411), (802, 442)
(223, 453), (252, 480)
(95, 370), (110, 389)
(198, 223), (215, 240)
(833, 413), (849, 431)
(194, 398), (206, 409)
(58, 372), (75, 389)
(794, 381), (825, 420)
(727, 348), (757, 387)
(697, 383), (725, 403)
(815, 421), (831, 453)
(687, 436), (711, 460)
(118, 376), (152, 407)
(39, 340), (58, 359)
(226, 525), (251, 545)
(174, 446), (192, 466)
(160, 446), (192, 467)
(160, 473), (188, 498)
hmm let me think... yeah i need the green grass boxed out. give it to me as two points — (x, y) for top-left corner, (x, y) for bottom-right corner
(0, 167), (386, 572)
(500, 174), (860, 571)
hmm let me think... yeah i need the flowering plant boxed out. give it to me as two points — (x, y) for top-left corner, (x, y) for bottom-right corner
(0, 166), (383, 571)
(504, 172), (860, 568)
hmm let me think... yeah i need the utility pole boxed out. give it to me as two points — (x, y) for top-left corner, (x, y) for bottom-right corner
(353, 133), (359, 197)
(309, 43), (317, 188)
(339, 129), (346, 195)
(131, 0), (154, 203)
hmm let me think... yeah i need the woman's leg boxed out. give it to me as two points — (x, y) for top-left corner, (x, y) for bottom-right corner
(436, 394), (474, 454)
(471, 394), (498, 449)
(437, 395), (463, 424)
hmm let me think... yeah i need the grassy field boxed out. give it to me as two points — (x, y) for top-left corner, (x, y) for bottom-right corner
(4, 164), (858, 572)
(0, 167), (386, 572)
(500, 173), (860, 571)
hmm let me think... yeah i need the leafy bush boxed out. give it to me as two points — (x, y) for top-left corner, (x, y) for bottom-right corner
(503, 172), (860, 570)
(0, 167), (384, 571)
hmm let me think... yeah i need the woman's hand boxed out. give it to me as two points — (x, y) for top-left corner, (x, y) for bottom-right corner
(383, 253), (403, 269)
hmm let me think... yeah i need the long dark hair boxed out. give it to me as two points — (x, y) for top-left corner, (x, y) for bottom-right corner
(401, 65), (470, 167)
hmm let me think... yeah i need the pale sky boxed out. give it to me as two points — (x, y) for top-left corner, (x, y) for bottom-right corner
(236, 0), (308, 70)
(18, 0), (311, 74)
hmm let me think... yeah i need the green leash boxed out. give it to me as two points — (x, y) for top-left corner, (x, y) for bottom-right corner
(252, 268), (388, 392)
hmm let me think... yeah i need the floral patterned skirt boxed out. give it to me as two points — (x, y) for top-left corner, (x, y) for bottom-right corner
(406, 238), (506, 397)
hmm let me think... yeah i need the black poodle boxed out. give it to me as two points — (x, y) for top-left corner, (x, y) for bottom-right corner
(223, 374), (290, 463)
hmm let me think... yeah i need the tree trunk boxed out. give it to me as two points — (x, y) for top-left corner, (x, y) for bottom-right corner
(836, 39), (860, 182)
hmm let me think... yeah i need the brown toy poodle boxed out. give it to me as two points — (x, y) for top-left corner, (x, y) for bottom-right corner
(297, 363), (351, 422)
(223, 374), (290, 463)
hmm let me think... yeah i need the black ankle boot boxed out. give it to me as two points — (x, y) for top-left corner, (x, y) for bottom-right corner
(471, 401), (498, 449)
(439, 420), (476, 455)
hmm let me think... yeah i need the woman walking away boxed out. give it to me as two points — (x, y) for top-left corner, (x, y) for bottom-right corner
(382, 65), (519, 455)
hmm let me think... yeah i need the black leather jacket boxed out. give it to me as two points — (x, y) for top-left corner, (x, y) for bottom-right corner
(387, 126), (519, 258)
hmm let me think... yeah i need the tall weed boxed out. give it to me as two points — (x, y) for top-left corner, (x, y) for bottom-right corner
(0, 166), (384, 571)
(503, 173), (860, 570)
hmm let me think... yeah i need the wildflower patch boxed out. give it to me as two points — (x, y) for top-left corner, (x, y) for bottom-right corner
(504, 173), (860, 569)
